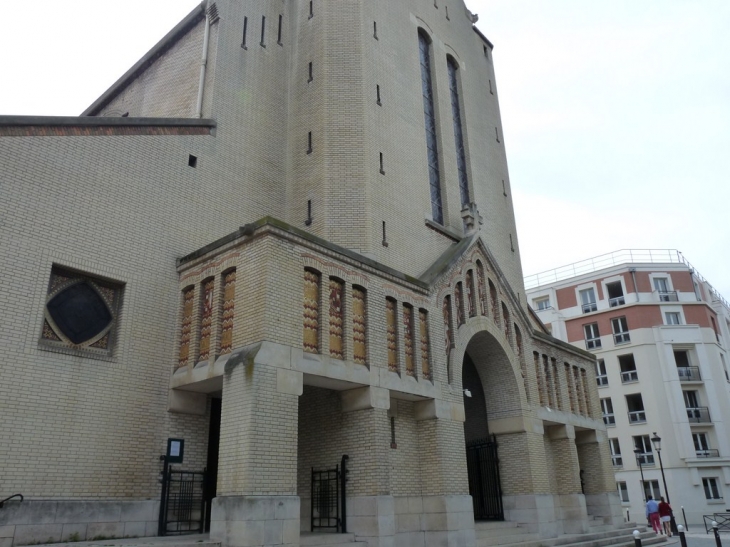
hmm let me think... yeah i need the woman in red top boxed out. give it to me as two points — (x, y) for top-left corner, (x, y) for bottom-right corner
(658, 497), (672, 536)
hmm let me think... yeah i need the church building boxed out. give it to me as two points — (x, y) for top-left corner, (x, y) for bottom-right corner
(0, 1), (622, 546)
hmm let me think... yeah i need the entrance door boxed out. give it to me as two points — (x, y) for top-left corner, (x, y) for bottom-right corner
(466, 436), (503, 520)
(204, 397), (221, 532)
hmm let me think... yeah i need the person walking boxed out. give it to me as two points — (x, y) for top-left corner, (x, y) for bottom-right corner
(646, 496), (661, 534)
(658, 497), (672, 537)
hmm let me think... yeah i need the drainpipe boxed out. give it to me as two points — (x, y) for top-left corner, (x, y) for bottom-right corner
(196, 6), (211, 118)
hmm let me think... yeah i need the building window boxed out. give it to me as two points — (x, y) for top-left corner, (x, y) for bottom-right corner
(329, 278), (345, 359)
(634, 435), (655, 465)
(721, 353), (729, 382)
(626, 393), (646, 424)
(618, 354), (638, 383)
(611, 316), (630, 344)
(41, 265), (124, 359)
(617, 481), (629, 503)
(420, 309), (431, 380)
(665, 312), (682, 325)
(606, 281), (625, 307)
(654, 277), (678, 301)
(684, 390), (710, 422)
(219, 269), (236, 355)
(447, 56), (470, 208)
(609, 438), (623, 467)
(303, 269), (321, 353)
(643, 479), (661, 500)
(403, 303), (415, 376)
(418, 30), (443, 224)
(584, 323), (601, 350)
(600, 398), (615, 426)
(580, 288), (597, 313)
(198, 278), (215, 362)
(386, 297), (399, 372)
(534, 296), (550, 311)
(596, 359), (608, 386)
(352, 286), (367, 365)
(693, 433), (717, 458)
(178, 286), (195, 369)
(703, 478), (723, 500)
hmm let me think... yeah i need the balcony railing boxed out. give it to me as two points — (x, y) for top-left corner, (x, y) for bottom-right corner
(596, 375), (608, 387)
(603, 414), (616, 426)
(609, 296), (626, 307)
(614, 332), (631, 345)
(687, 407), (711, 423)
(582, 302), (597, 313)
(696, 449), (720, 458)
(586, 338), (602, 350)
(659, 291), (679, 302)
(636, 452), (655, 466)
(628, 410), (646, 424)
(678, 366), (702, 382)
(621, 370), (639, 383)
(611, 455), (623, 467)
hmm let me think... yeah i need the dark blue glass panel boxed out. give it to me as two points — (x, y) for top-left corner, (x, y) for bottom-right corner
(47, 282), (112, 345)
(419, 33), (443, 224)
(448, 58), (470, 206)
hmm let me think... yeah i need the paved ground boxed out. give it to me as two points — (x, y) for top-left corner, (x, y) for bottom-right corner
(662, 531), (730, 547)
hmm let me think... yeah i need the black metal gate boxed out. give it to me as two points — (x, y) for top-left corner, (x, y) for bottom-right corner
(159, 468), (206, 535)
(466, 435), (503, 520)
(311, 455), (349, 533)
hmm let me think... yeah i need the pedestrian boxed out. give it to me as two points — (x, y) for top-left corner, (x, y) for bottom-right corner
(646, 496), (661, 534)
(658, 497), (672, 537)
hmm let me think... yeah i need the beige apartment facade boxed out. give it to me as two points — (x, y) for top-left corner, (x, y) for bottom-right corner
(0, 2), (620, 546)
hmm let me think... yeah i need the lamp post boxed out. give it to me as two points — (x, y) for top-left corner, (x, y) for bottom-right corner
(651, 433), (678, 534)
(634, 448), (646, 501)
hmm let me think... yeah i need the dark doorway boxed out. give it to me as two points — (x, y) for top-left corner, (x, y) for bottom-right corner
(204, 397), (221, 532)
(463, 354), (503, 520)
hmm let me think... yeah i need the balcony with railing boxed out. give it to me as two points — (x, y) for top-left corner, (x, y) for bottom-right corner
(696, 449), (720, 458)
(582, 302), (597, 314)
(678, 367), (702, 382)
(603, 413), (616, 427)
(628, 410), (646, 424)
(635, 452), (655, 466)
(609, 296), (626, 307)
(586, 337), (601, 350)
(621, 370), (639, 383)
(596, 375), (608, 387)
(614, 332), (631, 345)
(687, 407), (711, 423)
(611, 455), (623, 467)
(659, 291), (679, 302)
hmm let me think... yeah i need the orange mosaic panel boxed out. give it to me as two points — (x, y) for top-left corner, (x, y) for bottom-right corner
(198, 279), (214, 362)
(329, 279), (344, 359)
(403, 305), (414, 376)
(219, 270), (236, 355)
(420, 310), (431, 380)
(303, 270), (321, 353)
(178, 287), (194, 369)
(443, 295), (453, 372)
(352, 287), (367, 365)
(386, 298), (398, 372)
(466, 270), (476, 317)
(477, 263), (487, 316)
(455, 282), (465, 326)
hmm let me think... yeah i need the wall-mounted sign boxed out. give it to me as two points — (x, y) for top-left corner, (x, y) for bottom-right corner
(166, 438), (184, 464)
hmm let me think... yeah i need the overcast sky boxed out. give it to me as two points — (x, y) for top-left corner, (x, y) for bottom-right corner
(1, 0), (728, 298)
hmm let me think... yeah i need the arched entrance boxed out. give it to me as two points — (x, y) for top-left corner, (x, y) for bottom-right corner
(461, 329), (524, 521)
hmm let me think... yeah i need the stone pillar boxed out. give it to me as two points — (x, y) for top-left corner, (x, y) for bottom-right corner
(211, 343), (302, 547)
(546, 425), (587, 534)
(341, 387), (394, 547)
(414, 399), (475, 547)
(575, 430), (623, 525)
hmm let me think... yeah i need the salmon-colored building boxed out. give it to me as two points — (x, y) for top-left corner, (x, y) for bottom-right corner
(526, 250), (730, 526)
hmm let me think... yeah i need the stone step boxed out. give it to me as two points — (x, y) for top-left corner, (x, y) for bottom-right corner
(475, 521), (523, 530)
(478, 532), (541, 546)
(476, 526), (532, 538)
(33, 535), (219, 547)
(300, 532), (366, 546)
(485, 526), (660, 547)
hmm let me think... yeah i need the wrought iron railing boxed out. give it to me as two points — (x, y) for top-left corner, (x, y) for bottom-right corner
(596, 375), (608, 387)
(696, 449), (720, 458)
(658, 291), (679, 302)
(582, 302), (597, 313)
(678, 367), (702, 382)
(0, 494), (23, 508)
(628, 410), (646, 424)
(609, 296), (625, 307)
(603, 414), (615, 426)
(586, 338), (601, 350)
(687, 407), (711, 423)
(636, 452), (655, 466)
(611, 455), (623, 467)
(614, 332), (631, 345)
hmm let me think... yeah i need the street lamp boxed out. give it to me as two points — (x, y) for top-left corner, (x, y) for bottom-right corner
(651, 432), (678, 534)
(634, 448), (646, 501)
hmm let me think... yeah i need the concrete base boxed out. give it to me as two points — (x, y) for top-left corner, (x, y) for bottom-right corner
(210, 496), (299, 547)
(0, 500), (159, 547)
(503, 494), (559, 537)
(392, 495), (475, 547)
(553, 494), (588, 534)
(584, 492), (623, 525)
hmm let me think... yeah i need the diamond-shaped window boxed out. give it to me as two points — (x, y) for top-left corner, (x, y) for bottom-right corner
(47, 282), (112, 345)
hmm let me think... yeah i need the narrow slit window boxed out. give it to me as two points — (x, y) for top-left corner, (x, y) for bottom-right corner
(188, 154), (197, 168)
(241, 16), (248, 49)
(510, 234), (515, 252)
(277, 15), (283, 45)
(373, 21), (378, 40)
(445, 6), (449, 20)
(489, 79), (493, 94)
(447, 57), (469, 208)
(376, 85), (382, 105)
(260, 15), (266, 47)
(502, 180), (507, 196)
(305, 200), (312, 226)
(379, 152), (385, 174)
(309, 1), (313, 19)
(307, 131), (312, 154)
(382, 221), (388, 247)
(418, 31), (443, 224)
(308, 61), (313, 82)
(495, 127), (500, 143)
(390, 416), (397, 448)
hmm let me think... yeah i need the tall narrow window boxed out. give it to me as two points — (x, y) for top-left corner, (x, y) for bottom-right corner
(420, 309), (431, 380)
(260, 16), (266, 47)
(403, 304), (415, 376)
(386, 298), (399, 372)
(309, 0), (314, 18)
(352, 286), (367, 365)
(277, 14), (283, 45)
(219, 269), (236, 355)
(241, 16), (248, 49)
(198, 278), (215, 362)
(476, 261), (487, 316)
(466, 270), (476, 317)
(308, 61), (313, 82)
(447, 57), (469, 207)
(455, 282), (465, 326)
(418, 31), (443, 224)
(329, 278), (344, 359)
(443, 295), (453, 381)
(303, 269), (321, 353)
(178, 287), (195, 369)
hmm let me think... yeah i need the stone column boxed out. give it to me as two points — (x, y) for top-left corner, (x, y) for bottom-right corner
(211, 343), (302, 547)
(414, 399), (475, 547)
(546, 425), (587, 534)
(575, 430), (623, 525)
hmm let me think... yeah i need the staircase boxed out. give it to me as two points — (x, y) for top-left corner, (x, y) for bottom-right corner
(300, 532), (367, 547)
(475, 519), (668, 547)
